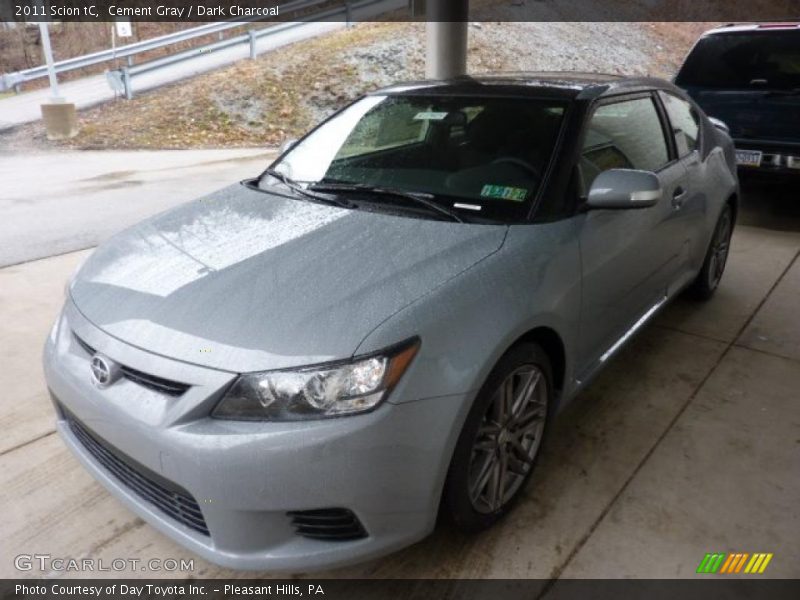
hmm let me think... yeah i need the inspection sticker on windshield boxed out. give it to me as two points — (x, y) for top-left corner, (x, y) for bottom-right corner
(480, 185), (529, 202)
(414, 111), (449, 121)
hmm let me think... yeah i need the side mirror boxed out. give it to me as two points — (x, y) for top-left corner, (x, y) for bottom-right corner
(708, 116), (730, 135)
(279, 138), (298, 154)
(586, 169), (662, 210)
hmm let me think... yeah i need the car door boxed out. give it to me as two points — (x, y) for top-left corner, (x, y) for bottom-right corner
(575, 93), (688, 381)
(658, 90), (709, 290)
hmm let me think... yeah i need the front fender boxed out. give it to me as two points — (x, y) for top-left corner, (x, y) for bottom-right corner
(355, 219), (583, 406)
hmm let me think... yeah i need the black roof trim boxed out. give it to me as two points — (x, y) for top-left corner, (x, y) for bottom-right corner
(370, 71), (678, 101)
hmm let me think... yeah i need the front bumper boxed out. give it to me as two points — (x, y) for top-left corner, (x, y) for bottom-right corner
(43, 301), (469, 571)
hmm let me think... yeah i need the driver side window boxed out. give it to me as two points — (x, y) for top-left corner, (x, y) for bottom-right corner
(579, 96), (670, 194)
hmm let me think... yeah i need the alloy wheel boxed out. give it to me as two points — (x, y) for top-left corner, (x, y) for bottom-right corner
(708, 209), (732, 290)
(467, 365), (548, 514)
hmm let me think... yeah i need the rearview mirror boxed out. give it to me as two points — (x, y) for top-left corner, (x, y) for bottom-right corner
(586, 169), (661, 210)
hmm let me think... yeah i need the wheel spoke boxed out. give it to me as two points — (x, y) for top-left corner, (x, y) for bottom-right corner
(503, 376), (516, 421)
(508, 436), (532, 461)
(469, 453), (497, 503)
(493, 380), (512, 424)
(511, 370), (540, 418)
(487, 456), (501, 509)
(492, 449), (509, 510)
(514, 403), (545, 434)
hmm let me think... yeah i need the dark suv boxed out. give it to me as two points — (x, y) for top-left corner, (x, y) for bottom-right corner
(675, 23), (800, 177)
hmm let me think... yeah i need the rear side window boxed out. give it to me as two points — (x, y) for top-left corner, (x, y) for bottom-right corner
(676, 30), (800, 90)
(659, 92), (700, 157)
(579, 97), (669, 191)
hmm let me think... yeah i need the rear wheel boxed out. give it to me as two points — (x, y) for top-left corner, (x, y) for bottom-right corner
(688, 204), (733, 300)
(443, 343), (553, 532)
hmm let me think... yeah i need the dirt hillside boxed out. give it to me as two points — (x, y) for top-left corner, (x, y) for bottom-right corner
(1, 21), (719, 151)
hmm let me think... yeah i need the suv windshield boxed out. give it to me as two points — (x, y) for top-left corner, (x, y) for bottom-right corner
(262, 94), (567, 222)
(676, 30), (800, 90)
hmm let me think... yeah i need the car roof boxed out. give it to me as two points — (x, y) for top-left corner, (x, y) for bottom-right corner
(371, 72), (678, 101)
(702, 22), (800, 36)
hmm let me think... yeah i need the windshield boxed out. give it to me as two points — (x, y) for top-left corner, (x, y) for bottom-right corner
(676, 30), (800, 90)
(262, 94), (567, 222)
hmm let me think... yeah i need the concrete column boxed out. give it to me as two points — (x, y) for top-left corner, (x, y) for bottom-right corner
(425, 0), (469, 80)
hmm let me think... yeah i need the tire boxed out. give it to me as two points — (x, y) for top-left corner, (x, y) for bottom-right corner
(688, 204), (733, 301)
(442, 343), (554, 532)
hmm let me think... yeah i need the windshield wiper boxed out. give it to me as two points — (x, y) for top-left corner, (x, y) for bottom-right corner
(261, 169), (354, 209)
(308, 182), (464, 223)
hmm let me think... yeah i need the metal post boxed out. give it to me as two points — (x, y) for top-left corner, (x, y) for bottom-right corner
(248, 30), (257, 59)
(38, 16), (78, 139)
(122, 66), (132, 100)
(38, 22), (63, 101)
(424, 0), (468, 80)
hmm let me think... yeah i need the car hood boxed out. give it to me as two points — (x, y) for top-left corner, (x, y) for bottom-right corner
(686, 87), (800, 143)
(70, 184), (507, 373)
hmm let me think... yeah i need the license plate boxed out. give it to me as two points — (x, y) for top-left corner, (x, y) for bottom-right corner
(736, 149), (763, 167)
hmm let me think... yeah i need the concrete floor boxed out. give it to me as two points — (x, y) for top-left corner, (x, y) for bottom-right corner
(0, 148), (274, 267)
(1, 182), (798, 580)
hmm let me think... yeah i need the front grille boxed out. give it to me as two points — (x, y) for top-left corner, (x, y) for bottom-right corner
(118, 365), (190, 396)
(74, 333), (190, 397)
(64, 409), (209, 536)
(74, 334), (96, 356)
(287, 508), (368, 541)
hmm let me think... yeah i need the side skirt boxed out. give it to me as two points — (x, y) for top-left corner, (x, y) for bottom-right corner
(572, 293), (669, 394)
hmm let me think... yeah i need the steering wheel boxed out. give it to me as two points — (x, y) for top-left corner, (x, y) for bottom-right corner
(491, 156), (540, 178)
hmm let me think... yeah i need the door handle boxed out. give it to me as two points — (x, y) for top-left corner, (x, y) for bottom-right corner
(672, 186), (687, 209)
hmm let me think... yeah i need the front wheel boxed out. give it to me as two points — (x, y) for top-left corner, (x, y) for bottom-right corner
(688, 204), (733, 301)
(442, 343), (553, 532)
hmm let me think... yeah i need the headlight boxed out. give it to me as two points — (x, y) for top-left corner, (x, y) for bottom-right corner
(212, 338), (419, 421)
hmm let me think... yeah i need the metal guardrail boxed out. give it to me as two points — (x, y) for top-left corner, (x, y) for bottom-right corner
(107, 0), (399, 99)
(0, 0), (353, 93)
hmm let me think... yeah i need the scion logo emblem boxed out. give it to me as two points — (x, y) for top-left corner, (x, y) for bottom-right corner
(90, 354), (120, 388)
